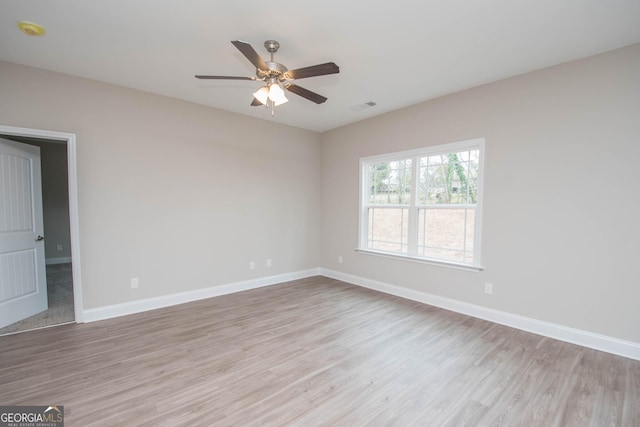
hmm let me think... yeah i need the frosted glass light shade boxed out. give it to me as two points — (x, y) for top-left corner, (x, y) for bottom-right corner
(252, 86), (269, 105)
(268, 84), (288, 106)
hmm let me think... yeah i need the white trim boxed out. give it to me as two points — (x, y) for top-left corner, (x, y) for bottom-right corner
(83, 268), (321, 323)
(46, 257), (72, 265)
(360, 137), (485, 163)
(320, 268), (640, 361)
(0, 125), (84, 323)
(355, 248), (484, 272)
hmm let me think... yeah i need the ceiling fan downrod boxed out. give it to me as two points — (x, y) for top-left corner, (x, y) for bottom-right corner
(264, 40), (280, 62)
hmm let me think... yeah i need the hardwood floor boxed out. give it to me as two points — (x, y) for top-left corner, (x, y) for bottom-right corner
(1, 276), (638, 426)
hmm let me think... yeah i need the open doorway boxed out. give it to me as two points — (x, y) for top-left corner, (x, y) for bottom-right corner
(0, 125), (83, 335)
(0, 138), (73, 334)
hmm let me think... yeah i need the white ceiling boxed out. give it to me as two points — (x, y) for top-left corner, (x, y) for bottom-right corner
(1, 1), (639, 133)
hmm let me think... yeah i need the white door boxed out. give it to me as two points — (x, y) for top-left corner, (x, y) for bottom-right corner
(0, 137), (48, 329)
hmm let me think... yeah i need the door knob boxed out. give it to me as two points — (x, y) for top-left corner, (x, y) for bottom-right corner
(36, 235), (44, 241)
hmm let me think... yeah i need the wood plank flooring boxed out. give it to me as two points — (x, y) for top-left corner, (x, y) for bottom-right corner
(1, 276), (638, 426)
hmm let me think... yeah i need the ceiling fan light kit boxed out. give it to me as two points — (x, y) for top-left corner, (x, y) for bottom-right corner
(252, 83), (289, 116)
(252, 86), (269, 105)
(196, 39), (339, 117)
(265, 83), (288, 106)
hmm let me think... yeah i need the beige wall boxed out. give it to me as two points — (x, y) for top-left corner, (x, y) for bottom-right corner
(320, 44), (640, 343)
(0, 61), (322, 309)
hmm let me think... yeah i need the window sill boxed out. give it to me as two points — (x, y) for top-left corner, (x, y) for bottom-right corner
(355, 248), (484, 272)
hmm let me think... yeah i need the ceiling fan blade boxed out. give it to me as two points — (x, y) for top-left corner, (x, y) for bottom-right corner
(285, 84), (328, 104)
(287, 62), (339, 80)
(195, 75), (256, 80)
(251, 98), (264, 106)
(231, 40), (269, 71)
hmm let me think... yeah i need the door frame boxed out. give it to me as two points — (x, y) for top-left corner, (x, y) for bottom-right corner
(0, 125), (84, 323)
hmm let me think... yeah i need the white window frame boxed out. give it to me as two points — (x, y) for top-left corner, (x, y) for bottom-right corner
(358, 138), (485, 271)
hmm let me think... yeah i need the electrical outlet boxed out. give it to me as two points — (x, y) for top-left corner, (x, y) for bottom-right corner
(131, 278), (139, 289)
(484, 282), (493, 294)
(249, 261), (255, 270)
(266, 259), (272, 267)
(56, 244), (63, 251)
(338, 255), (343, 264)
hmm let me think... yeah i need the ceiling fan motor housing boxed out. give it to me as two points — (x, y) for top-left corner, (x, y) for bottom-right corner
(258, 61), (288, 80)
(258, 40), (288, 81)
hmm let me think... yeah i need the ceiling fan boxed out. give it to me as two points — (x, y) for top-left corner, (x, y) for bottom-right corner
(196, 40), (339, 116)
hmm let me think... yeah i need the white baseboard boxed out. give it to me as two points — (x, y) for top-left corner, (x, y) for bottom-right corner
(46, 257), (72, 265)
(320, 268), (640, 361)
(83, 268), (321, 323)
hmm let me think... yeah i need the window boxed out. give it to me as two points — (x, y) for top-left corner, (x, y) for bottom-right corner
(359, 138), (484, 269)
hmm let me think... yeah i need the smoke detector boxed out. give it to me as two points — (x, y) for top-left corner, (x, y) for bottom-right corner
(18, 21), (45, 36)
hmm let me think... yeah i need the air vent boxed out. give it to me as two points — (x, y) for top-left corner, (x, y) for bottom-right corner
(351, 101), (377, 112)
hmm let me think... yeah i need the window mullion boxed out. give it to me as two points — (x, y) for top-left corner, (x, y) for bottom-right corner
(360, 161), (371, 250)
(407, 155), (419, 256)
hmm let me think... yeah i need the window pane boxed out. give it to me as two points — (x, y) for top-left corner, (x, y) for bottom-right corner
(419, 151), (478, 205)
(417, 208), (474, 262)
(368, 208), (409, 253)
(425, 164), (452, 204)
(368, 159), (412, 205)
